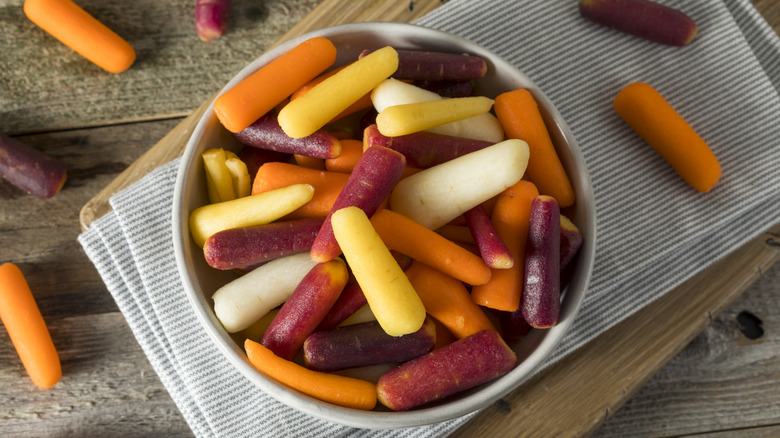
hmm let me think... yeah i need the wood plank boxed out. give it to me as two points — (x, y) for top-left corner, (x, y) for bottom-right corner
(0, 0), (321, 135)
(593, 253), (780, 437)
(450, 223), (780, 437)
(0, 312), (191, 437)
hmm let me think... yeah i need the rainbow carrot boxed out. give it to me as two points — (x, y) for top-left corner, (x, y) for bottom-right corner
(244, 339), (377, 410)
(252, 162), (349, 219)
(370, 209), (492, 286)
(0, 263), (61, 388)
(24, 0), (136, 73)
(405, 261), (497, 339)
(278, 46), (398, 139)
(494, 89), (575, 207)
(214, 37), (337, 133)
(471, 180), (539, 312)
(325, 139), (364, 173)
(613, 82), (721, 192)
(290, 65), (375, 123)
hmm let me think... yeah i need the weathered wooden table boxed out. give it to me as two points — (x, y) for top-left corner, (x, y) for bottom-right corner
(1, 1), (779, 436)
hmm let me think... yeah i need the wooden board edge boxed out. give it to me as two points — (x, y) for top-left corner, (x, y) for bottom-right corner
(450, 223), (780, 437)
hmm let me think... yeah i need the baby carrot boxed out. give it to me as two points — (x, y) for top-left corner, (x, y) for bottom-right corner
(290, 65), (375, 123)
(325, 139), (364, 173)
(332, 207), (426, 337)
(370, 209), (492, 286)
(24, 0), (136, 73)
(613, 82), (721, 192)
(405, 261), (497, 339)
(494, 89), (575, 207)
(214, 37), (337, 133)
(278, 46), (399, 139)
(293, 154), (326, 170)
(0, 263), (61, 388)
(244, 339), (377, 410)
(252, 162), (349, 219)
(471, 180), (539, 312)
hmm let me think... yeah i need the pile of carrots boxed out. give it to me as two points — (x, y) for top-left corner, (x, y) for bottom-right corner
(190, 34), (584, 411)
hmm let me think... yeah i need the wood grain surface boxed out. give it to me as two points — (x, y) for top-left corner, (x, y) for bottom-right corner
(1, 0), (779, 437)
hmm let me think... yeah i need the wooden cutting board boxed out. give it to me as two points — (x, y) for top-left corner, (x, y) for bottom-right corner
(78, 0), (780, 435)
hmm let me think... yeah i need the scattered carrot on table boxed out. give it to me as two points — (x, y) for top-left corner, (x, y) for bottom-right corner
(195, 0), (231, 41)
(494, 88), (575, 208)
(0, 263), (61, 389)
(613, 82), (721, 192)
(0, 134), (67, 199)
(214, 37), (337, 133)
(579, 0), (698, 47)
(244, 339), (377, 410)
(24, 0), (136, 73)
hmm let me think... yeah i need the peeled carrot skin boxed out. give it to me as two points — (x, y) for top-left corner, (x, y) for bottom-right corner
(24, 0), (135, 73)
(614, 82), (721, 192)
(0, 263), (61, 389)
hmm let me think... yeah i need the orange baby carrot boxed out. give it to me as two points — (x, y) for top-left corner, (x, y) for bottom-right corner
(325, 139), (364, 173)
(214, 37), (337, 133)
(245, 339), (377, 410)
(0, 263), (61, 389)
(471, 180), (539, 312)
(435, 224), (475, 244)
(494, 89), (575, 207)
(252, 162), (349, 218)
(614, 82), (721, 192)
(293, 154), (326, 170)
(405, 261), (497, 339)
(370, 209), (492, 286)
(24, 0), (135, 73)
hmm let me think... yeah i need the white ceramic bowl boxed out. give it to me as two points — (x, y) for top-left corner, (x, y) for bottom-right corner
(173, 22), (595, 429)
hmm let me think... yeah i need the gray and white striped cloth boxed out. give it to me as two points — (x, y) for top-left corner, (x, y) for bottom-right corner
(79, 1), (780, 436)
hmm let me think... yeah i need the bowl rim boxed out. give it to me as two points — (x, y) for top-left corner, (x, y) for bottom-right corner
(172, 21), (596, 430)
